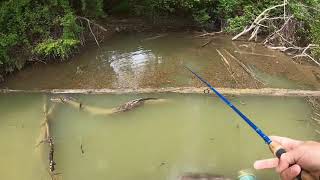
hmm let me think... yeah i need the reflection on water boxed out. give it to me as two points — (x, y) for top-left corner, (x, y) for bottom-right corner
(2, 32), (315, 89)
(106, 48), (158, 88)
(0, 93), (319, 180)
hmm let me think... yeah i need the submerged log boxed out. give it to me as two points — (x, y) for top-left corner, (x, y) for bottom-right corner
(2, 88), (320, 97)
(36, 96), (58, 177)
(50, 96), (164, 116)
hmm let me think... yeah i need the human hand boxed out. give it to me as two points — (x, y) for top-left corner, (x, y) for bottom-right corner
(253, 136), (320, 180)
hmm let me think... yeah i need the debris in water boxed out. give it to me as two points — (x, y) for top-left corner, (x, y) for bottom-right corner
(80, 144), (85, 154)
(180, 173), (230, 180)
(240, 101), (246, 105)
(159, 162), (166, 167)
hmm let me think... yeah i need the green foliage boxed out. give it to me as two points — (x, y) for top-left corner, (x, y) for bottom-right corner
(193, 9), (211, 25)
(128, 0), (214, 24)
(0, 0), (89, 73)
(79, 0), (105, 17)
(34, 39), (79, 59)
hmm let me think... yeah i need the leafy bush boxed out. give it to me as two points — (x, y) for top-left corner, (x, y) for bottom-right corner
(34, 39), (79, 59)
(0, 0), (87, 73)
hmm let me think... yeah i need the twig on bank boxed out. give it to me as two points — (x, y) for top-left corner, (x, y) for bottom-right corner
(223, 49), (265, 85)
(216, 49), (239, 86)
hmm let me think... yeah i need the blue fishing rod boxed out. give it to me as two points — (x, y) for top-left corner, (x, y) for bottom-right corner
(185, 66), (313, 180)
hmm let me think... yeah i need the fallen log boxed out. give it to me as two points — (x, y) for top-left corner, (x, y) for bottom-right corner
(2, 88), (320, 97)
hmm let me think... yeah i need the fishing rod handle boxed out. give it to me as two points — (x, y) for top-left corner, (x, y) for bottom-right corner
(269, 141), (316, 180)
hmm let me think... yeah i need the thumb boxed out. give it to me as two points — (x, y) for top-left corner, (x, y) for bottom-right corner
(280, 164), (301, 180)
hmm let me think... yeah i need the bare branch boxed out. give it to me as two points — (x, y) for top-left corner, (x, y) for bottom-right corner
(216, 49), (239, 86)
(293, 44), (320, 66)
(77, 16), (108, 47)
(223, 49), (265, 85)
(232, 3), (287, 40)
(77, 16), (107, 32)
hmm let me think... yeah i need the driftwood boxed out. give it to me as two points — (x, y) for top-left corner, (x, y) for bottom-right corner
(36, 96), (58, 179)
(216, 49), (239, 86)
(2, 88), (320, 97)
(293, 44), (320, 66)
(201, 38), (213, 47)
(234, 51), (276, 58)
(232, 1), (320, 66)
(232, 3), (286, 41)
(223, 49), (264, 85)
(196, 31), (223, 38)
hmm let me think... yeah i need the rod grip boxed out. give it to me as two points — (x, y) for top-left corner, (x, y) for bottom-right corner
(269, 142), (316, 180)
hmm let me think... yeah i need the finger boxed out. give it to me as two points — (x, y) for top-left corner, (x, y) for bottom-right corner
(270, 136), (303, 150)
(254, 158), (279, 169)
(276, 152), (297, 173)
(280, 164), (301, 180)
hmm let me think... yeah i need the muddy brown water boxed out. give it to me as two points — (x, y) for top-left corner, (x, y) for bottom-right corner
(1, 33), (320, 89)
(0, 93), (319, 180)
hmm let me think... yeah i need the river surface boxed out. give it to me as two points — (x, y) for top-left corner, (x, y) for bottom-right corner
(0, 93), (319, 180)
(2, 33), (320, 89)
(1, 32), (320, 180)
